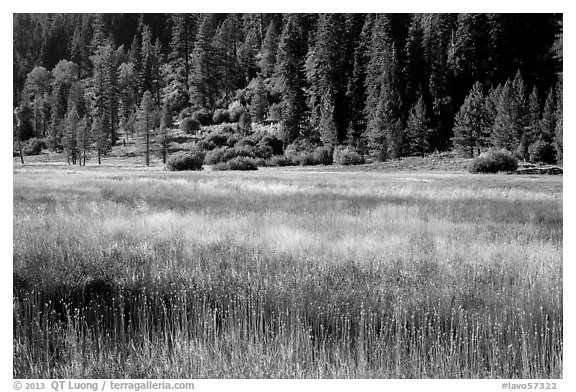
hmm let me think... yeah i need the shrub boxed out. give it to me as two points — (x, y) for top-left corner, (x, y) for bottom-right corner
(192, 108), (213, 126)
(22, 138), (46, 156)
(333, 146), (365, 165)
(212, 109), (230, 125)
(268, 155), (295, 167)
(179, 118), (200, 134)
(469, 149), (518, 173)
(528, 140), (556, 164)
(313, 146), (334, 165)
(268, 103), (282, 122)
(228, 101), (245, 122)
(204, 147), (229, 165)
(224, 145), (256, 161)
(178, 107), (192, 120)
(213, 157), (258, 171)
(166, 151), (205, 171)
(296, 152), (320, 166)
(259, 134), (284, 156)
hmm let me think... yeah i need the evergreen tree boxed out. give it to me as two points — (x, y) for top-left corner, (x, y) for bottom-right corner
(77, 115), (91, 166)
(158, 100), (171, 164)
(554, 81), (562, 162)
(238, 26), (260, 84)
(91, 42), (120, 146)
(258, 20), (279, 78)
(92, 113), (109, 165)
(276, 14), (308, 145)
(169, 14), (196, 92)
(140, 24), (155, 99)
(540, 87), (556, 144)
(452, 14), (489, 103)
(491, 71), (528, 157)
(191, 14), (218, 109)
(138, 90), (154, 166)
(366, 14), (405, 160)
(422, 13), (458, 150)
(118, 62), (138, 140)
(406, 96), (431, 156)
(307, 14), (347, 147)
(248, 76), (268, 123)
(346, 15), (373, 151)
(63, 108), (80, 164)
(404, 15), (428, 106)
(213, 17), (243, 103)
(452, 82), (491, 157)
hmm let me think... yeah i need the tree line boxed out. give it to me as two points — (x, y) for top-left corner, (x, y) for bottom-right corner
(13, 13), (563, 165)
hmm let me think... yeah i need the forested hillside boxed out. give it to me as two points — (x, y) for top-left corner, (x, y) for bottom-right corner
(13, 13), (563, 165)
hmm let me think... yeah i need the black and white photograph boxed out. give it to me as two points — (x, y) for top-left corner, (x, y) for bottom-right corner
(10, 4), (566, 388)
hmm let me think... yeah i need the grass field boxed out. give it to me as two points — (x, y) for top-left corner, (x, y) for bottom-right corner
(13, 164), (562, 378)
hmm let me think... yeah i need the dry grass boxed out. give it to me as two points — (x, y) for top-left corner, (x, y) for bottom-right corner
(13, 165), (562, 378)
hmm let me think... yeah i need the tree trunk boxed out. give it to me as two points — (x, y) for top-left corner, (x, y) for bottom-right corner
(18, 139), (24, 164)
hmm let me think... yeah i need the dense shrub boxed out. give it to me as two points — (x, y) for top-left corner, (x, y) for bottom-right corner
(268, 103), (282, 122)
(212, 109), (230, 124)
(166, 151), (205, 171)
(528, 140), (556, 164)
(333, 146), (365, 165)
(296, 152), (320, 166)
(192, 108), (213, 126)
(204, 147), (229, 165)
(313, 146), (334, 165)
(469, 149), (518, 173)
(21, 138), (46, 156)
(179, 118), (200, 134)
(268, 155), (295, 167)
(228, 101), (245, 122)
(213, 157), (258, 171)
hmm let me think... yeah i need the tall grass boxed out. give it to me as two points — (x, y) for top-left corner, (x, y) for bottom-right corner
(13, 167), (562, 378)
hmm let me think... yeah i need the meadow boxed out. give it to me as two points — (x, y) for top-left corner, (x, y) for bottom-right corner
(13, 164), (563, 378)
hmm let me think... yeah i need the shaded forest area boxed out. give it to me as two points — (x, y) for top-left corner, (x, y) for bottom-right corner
(13, 13), (563, 165)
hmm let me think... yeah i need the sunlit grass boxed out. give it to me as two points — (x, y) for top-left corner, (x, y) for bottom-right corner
(13, 166), (562, 378)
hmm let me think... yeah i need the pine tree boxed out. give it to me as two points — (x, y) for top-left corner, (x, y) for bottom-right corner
(118, 62), (138, 140)
(452, 82), (491, 157)
(213, 17), (243, 103)
(91, 42), (120, 146)
(138, 90), (154, 166)
(346, 15), (373, 151)
(92, 113), (109, 165)
(248, 76), (268, 123)
(140, 24), (154, 100)
(422, 13), (458, 150)
(63, 108), (80, 164)
(77, 115), (91, 166)
(276, 14), (308, 145)
(540, 87), (556, 144)
(169, 14), (196, 92)
(491, 71), (528, 156)
(554, 81), (562, 162)
(158, 100), (171, 164)
(365, 14), (405, 160)
(406, 96), (431, 157)
(258, 20), (279, 78)
(404, 15), (427, 106)
(307, 14), (347, 147)
(191, 14), (218, 109)
(452, 14), (490, 102)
